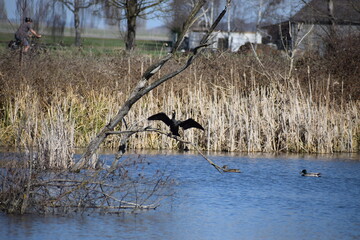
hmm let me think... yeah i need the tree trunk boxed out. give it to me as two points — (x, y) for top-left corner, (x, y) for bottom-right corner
(327, 0), (336, 51)
(255, 0), (264, 50)
(74, 8), (81, 46)
(125, 0), (137, 51)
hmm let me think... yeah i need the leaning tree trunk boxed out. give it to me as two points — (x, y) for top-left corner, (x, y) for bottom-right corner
(72, 0), (231, 171)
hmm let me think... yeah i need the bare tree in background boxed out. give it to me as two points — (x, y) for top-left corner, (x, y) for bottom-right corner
(32, 0), (51, 31)
(0, 0), (8, 21)
(101, 2), (125, 34)
(253, 0), (285, 47)
(202, 0), (223, 28)
(16, 0), (34, 23)
(169, 0), (223, 31)
(99, 1), (145, 41)
(56, 0), (99, 46)
(48, 1), (67, 42)
(167, 0), (193, 36)
(168, 0), (223, 49)
(103, 0), (170, 51)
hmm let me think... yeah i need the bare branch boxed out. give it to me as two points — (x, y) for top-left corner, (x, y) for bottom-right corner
(172, 0), (206, 53)
(72, 0), (230, 171)
(200, 0), (231, 45)
(106, 127), (224, 173)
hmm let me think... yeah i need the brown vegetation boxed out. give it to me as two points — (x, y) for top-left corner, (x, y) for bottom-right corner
(0, 45), (359, 154)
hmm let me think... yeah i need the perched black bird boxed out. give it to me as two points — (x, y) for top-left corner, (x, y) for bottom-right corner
(148, 110), (204, 136)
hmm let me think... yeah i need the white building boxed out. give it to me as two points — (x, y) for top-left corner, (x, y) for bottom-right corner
(187, 30), (262, 52)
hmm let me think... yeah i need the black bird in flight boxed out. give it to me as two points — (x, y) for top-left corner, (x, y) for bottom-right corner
(148, 110), (204, 136)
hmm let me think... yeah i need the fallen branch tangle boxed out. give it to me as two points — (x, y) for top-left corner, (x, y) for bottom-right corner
(0, 158), (171, 214)
(72, 0), (232, 171)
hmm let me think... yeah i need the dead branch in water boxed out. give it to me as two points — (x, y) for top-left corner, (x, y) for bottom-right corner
(106, 127), (224, 173)
(72, 0), (232, 171)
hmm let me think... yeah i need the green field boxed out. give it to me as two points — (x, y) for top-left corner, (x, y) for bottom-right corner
(0, 32), (171, 56)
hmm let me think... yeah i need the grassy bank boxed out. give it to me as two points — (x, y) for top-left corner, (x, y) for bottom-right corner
(0, 32), (170, 56)
(0, 48), (359, 154)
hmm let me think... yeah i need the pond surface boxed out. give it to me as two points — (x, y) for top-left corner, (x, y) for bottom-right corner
(1, 151), (360, 240)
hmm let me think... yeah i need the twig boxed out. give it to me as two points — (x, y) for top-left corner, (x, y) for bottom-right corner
(49, 203), (158, 210)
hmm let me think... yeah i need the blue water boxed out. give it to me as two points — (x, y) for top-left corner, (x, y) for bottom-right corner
(1, 152), (360, 240)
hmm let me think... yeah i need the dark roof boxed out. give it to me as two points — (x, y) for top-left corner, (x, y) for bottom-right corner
(291, 0), (360, 25)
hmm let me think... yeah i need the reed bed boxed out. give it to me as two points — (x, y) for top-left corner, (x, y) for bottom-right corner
(0, 50), (359, 157)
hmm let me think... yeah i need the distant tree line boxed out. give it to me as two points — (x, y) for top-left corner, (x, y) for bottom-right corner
(7, 0), (171, 49)
(3, 0), (302, 50)
(4, 0), (359, 51)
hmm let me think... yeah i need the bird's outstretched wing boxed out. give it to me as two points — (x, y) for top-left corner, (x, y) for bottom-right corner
(179, 119), (204, 131)
(148, 112), (172, 126)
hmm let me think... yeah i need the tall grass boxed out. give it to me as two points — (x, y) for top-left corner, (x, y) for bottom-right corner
(0, 49), (359, 157)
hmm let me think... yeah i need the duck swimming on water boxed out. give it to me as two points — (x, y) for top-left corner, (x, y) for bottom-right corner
(222, 165), (241, 173)
(300, 169), (321, 177)
(148, 110), (204, 136)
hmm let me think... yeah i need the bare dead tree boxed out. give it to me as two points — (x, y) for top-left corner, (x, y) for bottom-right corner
(48, 2), (67, 42)
(0, 0), (7, 20)
(254, 0), (285, 48)
(169, 0), (223, 32)
(72, 0), (232, 171)
(167, 0), (193, 35)
(56, 0), (99, 46)
(32, 0), (52, 32)
(103, 0), (170, 51)
(16, 0), (34, 23)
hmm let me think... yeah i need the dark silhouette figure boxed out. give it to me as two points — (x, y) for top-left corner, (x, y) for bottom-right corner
(148, 110), (204, 136)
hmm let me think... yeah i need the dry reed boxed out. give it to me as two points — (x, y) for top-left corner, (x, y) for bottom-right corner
(0, 50), (359, 157)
